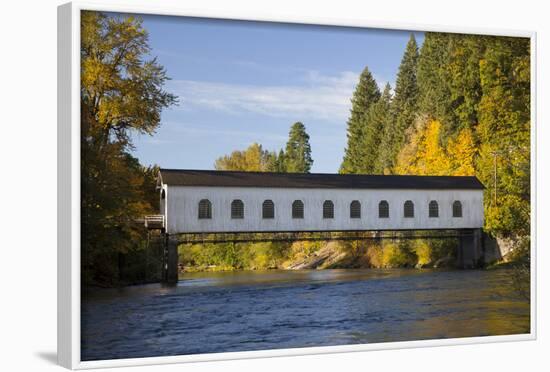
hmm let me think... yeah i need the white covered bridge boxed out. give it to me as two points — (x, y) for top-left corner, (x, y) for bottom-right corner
(148, 169), (486, 283)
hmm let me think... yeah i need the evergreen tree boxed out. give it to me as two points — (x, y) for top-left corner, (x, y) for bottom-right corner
(363, 83), (392, 173)
(265, 150), (288, 172)
(276, 149), (287, 172)
(379, 34), (419, 173)
(340, 66), (381, 173)
(284, 122), (313, 173)
(417, 32), (452, 123)
(443, 34), (485, 138)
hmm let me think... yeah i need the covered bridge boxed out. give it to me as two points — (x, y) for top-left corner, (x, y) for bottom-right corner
(150, 169), (485, 282)
(155, 169), (485, 234)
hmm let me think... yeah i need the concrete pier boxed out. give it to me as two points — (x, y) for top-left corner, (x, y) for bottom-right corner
(457, 228), (483, 268)
(162, 235), (179, 284)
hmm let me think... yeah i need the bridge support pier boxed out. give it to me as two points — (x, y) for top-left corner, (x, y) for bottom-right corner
(162, 234), (179, 284)
(457, 228), (483, 269)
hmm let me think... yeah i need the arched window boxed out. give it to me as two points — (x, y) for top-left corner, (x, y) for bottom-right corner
(453, 200), (463, 217)
(231, 199), (244, 219)
(292, 200), (304, 219)
(198, 199), (211, 219)
(350, 200), (361, 219)
(404, 200), (414, 218)
(378, 200), (389, 218)
(262, 200), (274, 219)
(429, 200), (439, 218)
(323, 200), (334, 219)
(161, 189), (166, 200)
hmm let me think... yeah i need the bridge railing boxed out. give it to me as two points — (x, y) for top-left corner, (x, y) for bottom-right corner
(144, 215), (165, 230)
(173, 229), (466, 244)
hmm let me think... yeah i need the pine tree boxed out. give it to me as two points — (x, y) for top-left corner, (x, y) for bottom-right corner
(417, 32), (452, 123)
(443, 34), (485, 138)
(265, 150), (288, 172)
(276, 149), (287, 172)
(379, 34), (419, 173)
(340, 66), (381, 174)
(284, 122), (313, 173)
(362, 83), (392, 173)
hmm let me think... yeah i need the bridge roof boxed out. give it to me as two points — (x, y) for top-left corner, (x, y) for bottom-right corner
(159, 169), (485, 190)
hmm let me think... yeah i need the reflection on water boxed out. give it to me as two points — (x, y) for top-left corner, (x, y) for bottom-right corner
(81, 268), (530, 361)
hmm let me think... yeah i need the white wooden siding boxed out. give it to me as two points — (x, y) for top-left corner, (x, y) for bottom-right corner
(162, 186), (484, 234)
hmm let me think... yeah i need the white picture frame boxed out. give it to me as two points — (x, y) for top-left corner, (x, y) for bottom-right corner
(57, 1), (537, 369)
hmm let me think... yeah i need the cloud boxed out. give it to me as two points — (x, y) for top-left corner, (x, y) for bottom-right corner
(164, 121), (288, 141)
(168, 71), (361, 122)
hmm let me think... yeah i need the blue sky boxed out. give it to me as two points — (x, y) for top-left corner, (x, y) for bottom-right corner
(126, 14), (424, 173)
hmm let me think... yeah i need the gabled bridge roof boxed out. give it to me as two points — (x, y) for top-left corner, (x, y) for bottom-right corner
(159, 169), (485, 190)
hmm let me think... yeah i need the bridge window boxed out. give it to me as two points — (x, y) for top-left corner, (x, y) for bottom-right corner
(453, 201), (463, 217)
(429, 200), (439, 217)
(198, 199), (212, 219)
(292, 200), (304, 219)
(262, 200), (274, 219)
(231, 199), (244, 219)
(378, 200), (389, 218)
(323, 200), (334, 219)
(404, 200), (414, 218)
(350, 200), (361, 218)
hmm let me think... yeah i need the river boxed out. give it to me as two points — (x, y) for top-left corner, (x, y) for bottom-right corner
(81, 268), (529, 361)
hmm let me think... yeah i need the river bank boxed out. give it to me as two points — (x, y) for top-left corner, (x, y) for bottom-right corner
(178, 238), (460, 273)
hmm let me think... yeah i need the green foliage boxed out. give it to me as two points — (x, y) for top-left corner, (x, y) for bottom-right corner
(476, 37), (530, 237)
(378, 34), (419, 173)
(284, 122), (313, 173)
(378, 32), (530, 239)
(214, 122), (313, 174)
(364, 84), (392, 173)
(80, 11), (176, 287)
(81, 11), (177, 146)
(179, 237), (459, 272)
(381, 241), (417, 268)
(416, 33), (452, 123)
(179, 242), (291, 271)
(340, 67), (381, 174)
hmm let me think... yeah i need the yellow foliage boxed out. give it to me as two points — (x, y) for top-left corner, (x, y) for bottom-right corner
(447, 128), (476, 175)
(396, 119), (449, 175)
(395, 118), (477, 177)
(413, 240), (432, 266)
(381, 241), (416, 268)
(365, 243), (384, 267)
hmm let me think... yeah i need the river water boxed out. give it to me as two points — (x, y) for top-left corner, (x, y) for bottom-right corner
(81, 268), (529, 361)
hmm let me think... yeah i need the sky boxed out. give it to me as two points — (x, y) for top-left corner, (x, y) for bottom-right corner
(126, 14), (424, 173)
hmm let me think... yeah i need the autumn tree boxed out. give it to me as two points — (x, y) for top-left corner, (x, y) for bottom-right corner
(340, 67), (381, 174)
(476, 37), (530, 236)
(214, 143), (275, 171)
(396, 33), (530, 239)
(395, 118), (450, 176)
(446, 128), (476, 176)
(215, 122), (313, 174)
(81, 11), (177, 286)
